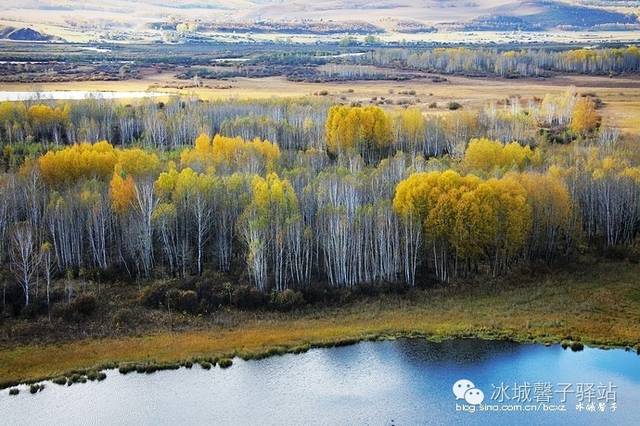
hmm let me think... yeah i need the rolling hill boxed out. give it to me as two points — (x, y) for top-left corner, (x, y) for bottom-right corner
(0, 26), (58, 41)
(0, 0), (637, 38)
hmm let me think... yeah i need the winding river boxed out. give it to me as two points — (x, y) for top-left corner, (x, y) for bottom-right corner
(2, 339), (639, 425)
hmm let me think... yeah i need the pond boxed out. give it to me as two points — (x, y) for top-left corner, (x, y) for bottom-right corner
(0, 91), (170, 101)
(2, 339), (639, 425)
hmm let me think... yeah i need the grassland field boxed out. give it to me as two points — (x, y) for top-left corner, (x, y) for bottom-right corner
(1, 259), (639, 387)
(4, 73), (640, 135)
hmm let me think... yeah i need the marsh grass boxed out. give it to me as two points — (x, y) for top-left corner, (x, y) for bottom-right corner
(118, 364), (136, 375)
(52, 376), (67, 385)
(218, 358), (233, 369)
(29, 383), (44, 394)
(1, 261), (640, 387)
(68, 373), (85, 384)
(571, 341), (585, 352)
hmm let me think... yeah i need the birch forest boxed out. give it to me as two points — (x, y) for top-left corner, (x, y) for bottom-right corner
(0, 88), (638, 311)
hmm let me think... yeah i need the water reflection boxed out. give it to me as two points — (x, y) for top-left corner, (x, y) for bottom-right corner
(394, 338), (526, 364)
(1, 339), (639, 426)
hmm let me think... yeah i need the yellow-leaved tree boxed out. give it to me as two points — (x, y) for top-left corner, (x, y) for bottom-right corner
(38, 141), (118, 186)
(109, 165), (136, 215)
(398, 107), (425, 151)
(516, 171), (573, 259)
(325, 105), (392, 159)
(181, 133), (280, 174)
(394, 170), (532, 280)
(570, 97), (600, 135)
(463, 138), (540, 174)
(240, 173), (300, 291)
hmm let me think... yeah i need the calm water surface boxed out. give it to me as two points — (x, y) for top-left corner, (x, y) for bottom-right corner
(1, 339), (639, 425)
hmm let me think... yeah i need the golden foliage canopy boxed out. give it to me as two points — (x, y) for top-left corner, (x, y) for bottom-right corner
(325, 105), (392, 154)
(394, 170), (532, 261)
(109, 168), (136, 215)
(463, 138), (541, 173)
(570, 97), (600, 135)
(180, 133), (280, 174)
(38, 141), (118, 185)
(38, 141), (160, 186)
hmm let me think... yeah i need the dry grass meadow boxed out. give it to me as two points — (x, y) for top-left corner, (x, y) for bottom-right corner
(5, 73), (639, 134)
(1, 260), (639, 386)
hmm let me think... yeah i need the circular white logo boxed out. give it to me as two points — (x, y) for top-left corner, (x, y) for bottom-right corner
(453, 379), (484, 405)
(464, 388), (485, 405)
(452, 379), (475, 400)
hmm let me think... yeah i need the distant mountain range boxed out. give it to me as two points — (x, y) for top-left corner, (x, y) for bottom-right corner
(464, 1), (639, 31)
(0, 0), (638, 38)
(0, 26), (58, 41)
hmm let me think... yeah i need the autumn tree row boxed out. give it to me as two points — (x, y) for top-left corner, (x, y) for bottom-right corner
(362, 46), (640, 77)
(1, 124), (639, 309)
(0, 88), (599, 167)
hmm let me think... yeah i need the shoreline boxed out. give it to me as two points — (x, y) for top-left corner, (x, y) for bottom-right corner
(1, 329), (638, 391)
(2, 259), (640, 388)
